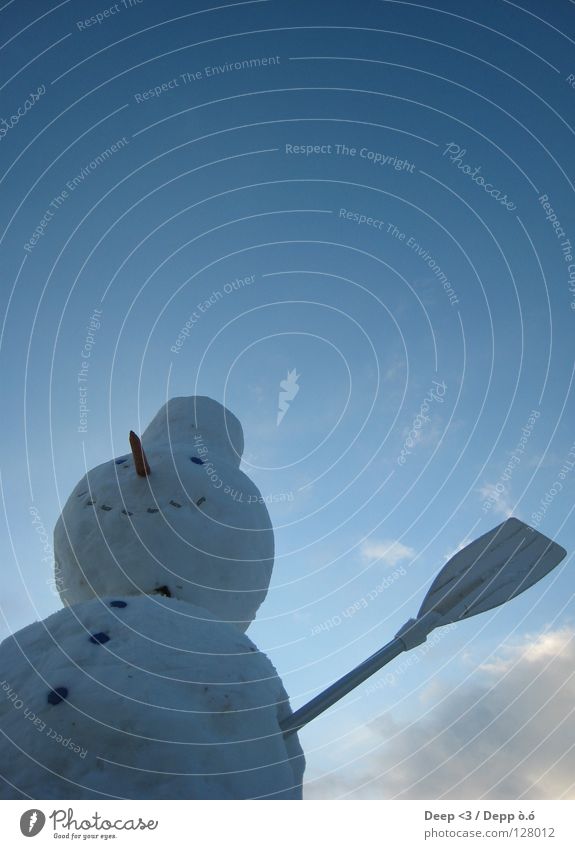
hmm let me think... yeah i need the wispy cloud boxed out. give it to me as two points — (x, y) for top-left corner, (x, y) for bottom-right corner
(479, 482), (514, 518)
(443, 535), (473, 563)
(360, 538), (416, 567)
(305, 627), (575, 799)
(384, 356), (405, 383)
(277, 368), (301, 426)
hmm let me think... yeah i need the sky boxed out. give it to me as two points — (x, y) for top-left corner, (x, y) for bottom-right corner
(0, 0), (574, 800)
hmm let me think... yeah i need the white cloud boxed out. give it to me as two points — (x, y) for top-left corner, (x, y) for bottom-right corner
(360, 538), (416, 567)
(443, 535), (473, 563)
(479, 482), (514, 518)
(384, 357), (405, 382)
(305, 627), (575, 799)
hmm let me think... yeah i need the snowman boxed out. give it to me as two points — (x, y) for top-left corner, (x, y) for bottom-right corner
(0, 397), (305, 799)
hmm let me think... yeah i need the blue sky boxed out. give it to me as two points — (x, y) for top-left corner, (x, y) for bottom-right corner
(1, 0), (574, 799)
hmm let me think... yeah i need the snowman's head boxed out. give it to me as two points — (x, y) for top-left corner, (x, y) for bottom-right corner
(54, 397), (274, 631)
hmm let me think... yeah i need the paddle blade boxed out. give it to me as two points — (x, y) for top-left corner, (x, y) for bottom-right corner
(418, 518), (567, 623)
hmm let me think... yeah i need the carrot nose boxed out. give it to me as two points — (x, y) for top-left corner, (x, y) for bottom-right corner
(129, 430), (151, 476)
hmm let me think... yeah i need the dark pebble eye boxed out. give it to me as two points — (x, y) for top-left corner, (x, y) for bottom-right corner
(170, 500), (182, 508)
(190, 457), (204, 465)
(115, 458), (128, 465)
(100, 505), (112, 511)
(121, 509), (133, 516)
(77, 491), (87, 498)
(109, 600), (127, 608)
(85, 500), (95, 507)
(47, 687), (68, 705)
(147, 507), (159, 513)
(196, 496), (206, 507)
(89, 632), (110, 645)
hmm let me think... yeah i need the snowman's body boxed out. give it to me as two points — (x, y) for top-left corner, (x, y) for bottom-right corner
(0, 397), (304, 799)
(0, 597), (304, 799)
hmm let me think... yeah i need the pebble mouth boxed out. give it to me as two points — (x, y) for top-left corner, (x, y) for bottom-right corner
(83, 497), (207, 515)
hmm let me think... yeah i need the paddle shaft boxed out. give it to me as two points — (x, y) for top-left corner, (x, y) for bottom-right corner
(281, 637), (406, 737)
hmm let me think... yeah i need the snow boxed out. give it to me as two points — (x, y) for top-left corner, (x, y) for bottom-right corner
(142, 396), (244, 465)
(54, 397), (274, 631)
(0, 595), (304, 799)
(2, 396), (305, 799)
